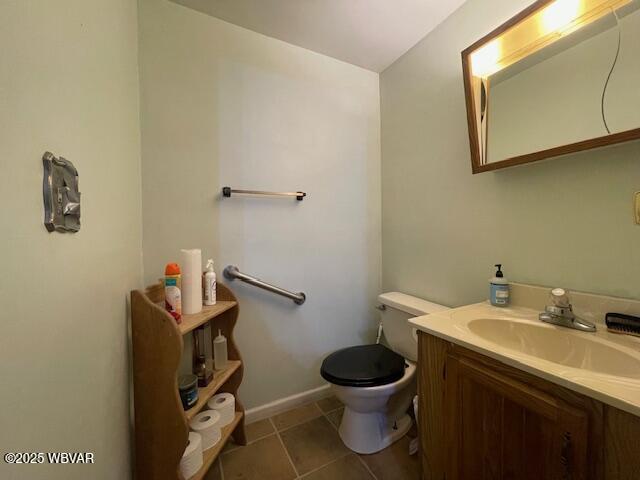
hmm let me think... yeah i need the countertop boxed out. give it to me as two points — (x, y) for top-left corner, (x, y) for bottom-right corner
(410, 301), (640, 417)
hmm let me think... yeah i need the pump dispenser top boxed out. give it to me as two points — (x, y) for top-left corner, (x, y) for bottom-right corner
(490, 264), (510, 307)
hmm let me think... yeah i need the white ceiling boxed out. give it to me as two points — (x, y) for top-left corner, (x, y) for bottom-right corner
(171, 0), (467, 72)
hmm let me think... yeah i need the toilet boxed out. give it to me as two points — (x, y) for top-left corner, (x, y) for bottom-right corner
(320, 292), (448, 454)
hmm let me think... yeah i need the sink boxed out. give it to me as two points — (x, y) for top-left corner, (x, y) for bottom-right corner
(468, 318), (640, 378)
(410, 301), (640, 416)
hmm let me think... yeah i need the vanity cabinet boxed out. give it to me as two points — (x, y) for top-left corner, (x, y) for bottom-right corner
(445, 354), (591, 479)
(418, 332), (640, 480)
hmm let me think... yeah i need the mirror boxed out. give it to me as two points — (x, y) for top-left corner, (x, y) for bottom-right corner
(462, 0), (640, 173)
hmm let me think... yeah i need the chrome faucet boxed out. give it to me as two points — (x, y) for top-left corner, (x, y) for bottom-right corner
(539, 288), (596, 332)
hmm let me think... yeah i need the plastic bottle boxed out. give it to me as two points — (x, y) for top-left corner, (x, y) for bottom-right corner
(213, 329), (228, 370)
(490, 264), (510, 307)
(203, 259), (217, 306)
(165, 263), (182, 322)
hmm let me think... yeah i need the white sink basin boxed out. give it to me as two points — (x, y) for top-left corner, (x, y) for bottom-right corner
(467, 318), (640, 379)
(409, 301), (640, 416)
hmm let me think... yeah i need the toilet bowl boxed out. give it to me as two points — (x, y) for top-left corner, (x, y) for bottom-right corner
(321, 292), (448, 454)
(332, 359), (416, 454)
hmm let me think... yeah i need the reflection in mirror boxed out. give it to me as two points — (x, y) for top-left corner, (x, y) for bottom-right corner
(463, 0), (640, 172)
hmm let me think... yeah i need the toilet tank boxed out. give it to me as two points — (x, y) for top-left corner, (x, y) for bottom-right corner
(378, 292), (449, 362)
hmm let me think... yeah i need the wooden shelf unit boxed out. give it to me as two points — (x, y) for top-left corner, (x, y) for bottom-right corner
(131, 282), (247, 480)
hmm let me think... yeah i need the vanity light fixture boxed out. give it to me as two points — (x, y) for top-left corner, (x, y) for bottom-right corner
(541, 0), (582, 33)
(469, 0), (631, 78)
(470, 39), (502, 77)
(462, 0), (640, 173)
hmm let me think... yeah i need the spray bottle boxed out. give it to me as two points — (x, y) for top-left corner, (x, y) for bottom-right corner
(164, 263), (182, 322)
(203, 259), (217, 306)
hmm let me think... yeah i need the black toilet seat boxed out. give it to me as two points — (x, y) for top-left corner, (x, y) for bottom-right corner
(320, 344), (406, 388)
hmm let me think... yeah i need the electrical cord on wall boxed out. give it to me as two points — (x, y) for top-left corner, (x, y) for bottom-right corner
(601, 9), (622, 135)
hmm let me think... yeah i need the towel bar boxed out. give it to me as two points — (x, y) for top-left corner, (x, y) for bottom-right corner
(222, 187), (306, 201)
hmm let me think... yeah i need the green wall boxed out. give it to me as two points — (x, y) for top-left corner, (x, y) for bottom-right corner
(139, 0), (381, 409)
(0, 1), (142, 478)
(380, 0), (640, 307)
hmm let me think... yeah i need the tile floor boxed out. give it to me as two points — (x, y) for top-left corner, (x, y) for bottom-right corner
(205, 396), (419, 480)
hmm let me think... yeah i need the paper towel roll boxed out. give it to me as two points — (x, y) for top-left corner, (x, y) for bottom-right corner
(207, 393), (235, 427)
(181, 249), (202, 315)
(180, 431), (203, 479)
(189, 410), (222, 450)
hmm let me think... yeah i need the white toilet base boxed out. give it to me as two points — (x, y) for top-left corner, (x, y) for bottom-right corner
(338, 408), (412, 454)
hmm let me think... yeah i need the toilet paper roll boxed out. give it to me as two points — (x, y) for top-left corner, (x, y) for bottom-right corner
(207, 392), (235, 427)
(181, 249), (202, 315)
(180, 432), (203, 479)
(189, 410), (222, 451)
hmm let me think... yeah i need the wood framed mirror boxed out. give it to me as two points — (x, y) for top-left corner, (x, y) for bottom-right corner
(462, 0), (640, 173)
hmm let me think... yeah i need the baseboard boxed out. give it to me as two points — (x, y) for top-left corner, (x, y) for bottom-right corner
(245, 384), (332, 424)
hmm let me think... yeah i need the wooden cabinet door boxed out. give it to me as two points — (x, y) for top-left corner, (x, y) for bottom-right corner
(445, 355), (590, 480)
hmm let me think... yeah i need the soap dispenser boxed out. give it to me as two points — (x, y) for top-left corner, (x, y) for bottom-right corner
(490, 264), (510, 307)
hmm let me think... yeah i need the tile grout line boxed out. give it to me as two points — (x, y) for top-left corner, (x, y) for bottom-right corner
(296, 451), (353, 479)
(274, 402), (346, 480)
(223, 399), (415, 480)
(356, 455), (379, 480)
(320, 405), (342, 431)
(320, 404), (379, 480)
(249, 431), (276, 444)
(273, 404), (324, 434)
(220, 429), (278, 457)
(218, 421), (282, 478)
(270, 417), (301, 480)
(275, 414), (323, 434)
(225, 401), (375, 480)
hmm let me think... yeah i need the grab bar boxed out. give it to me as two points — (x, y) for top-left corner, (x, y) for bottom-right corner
(223, 265), (306, 305)
(222, 187), (306, 201)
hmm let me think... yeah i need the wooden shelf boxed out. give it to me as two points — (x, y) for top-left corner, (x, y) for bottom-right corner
(190, 412), (244, 480)
(131, 282), (246, 480)
(179, 301), (237, 335)
(184, 360), (242, 422)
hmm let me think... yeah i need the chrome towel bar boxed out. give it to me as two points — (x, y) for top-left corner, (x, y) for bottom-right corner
(223, 265), (306, 305)
(222, 187), (306, 201)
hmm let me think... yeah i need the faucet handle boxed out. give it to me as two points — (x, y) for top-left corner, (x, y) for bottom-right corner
(541, 288), (596, 332)
(550, 288), (571, 308)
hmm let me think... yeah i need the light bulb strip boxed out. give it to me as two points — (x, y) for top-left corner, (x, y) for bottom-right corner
(470, 0), (631, 77)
